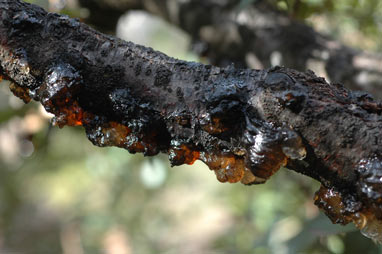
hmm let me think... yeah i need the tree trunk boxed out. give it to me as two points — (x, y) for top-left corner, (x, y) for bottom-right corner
(1, 0), (382, 242)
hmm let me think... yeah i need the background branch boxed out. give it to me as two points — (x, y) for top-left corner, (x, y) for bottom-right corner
(78, 0), (382, 98)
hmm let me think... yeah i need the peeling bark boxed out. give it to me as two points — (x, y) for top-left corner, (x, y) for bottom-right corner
(78, 0), (382, 98)
(1, 0), (382, 242)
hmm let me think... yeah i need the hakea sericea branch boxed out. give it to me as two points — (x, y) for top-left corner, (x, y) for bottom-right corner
(1, 0), (382, 242)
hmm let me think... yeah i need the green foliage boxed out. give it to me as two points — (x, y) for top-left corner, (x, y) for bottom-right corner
(239, 0), (382, 51)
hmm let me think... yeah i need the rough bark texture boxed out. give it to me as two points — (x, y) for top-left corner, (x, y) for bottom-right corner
(1, 0), (382, 242)
(78, 0), (382, 98)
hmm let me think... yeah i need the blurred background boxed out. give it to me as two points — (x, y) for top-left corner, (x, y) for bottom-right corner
(1, 0), (382, 253)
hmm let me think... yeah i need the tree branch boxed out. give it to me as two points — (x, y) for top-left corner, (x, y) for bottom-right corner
(1, 0), (382, 242)
(78, 0), (382, 98)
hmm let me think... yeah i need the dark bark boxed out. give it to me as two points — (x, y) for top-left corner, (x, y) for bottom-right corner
(1, 0), (382, 242)
(78, 0), (382, 99)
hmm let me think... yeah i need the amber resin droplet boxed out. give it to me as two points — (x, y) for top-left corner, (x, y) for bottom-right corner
(240, 169), (266, 185)
(89, 121), (132, 147)
(200, 152), (246, 183)
(314, 185), (382, 243)
(314, 186), (353, 225)
(169, 144), (200, 165)
(9, 82), (31, 103)
(51, 101), (85, 128)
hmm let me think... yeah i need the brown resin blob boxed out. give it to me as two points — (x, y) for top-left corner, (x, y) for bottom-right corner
(37, 64), (85, 127)
(243, 121), (307, 182)
(314, 186), (354, 225)
(248, 139), (288, 180)
(168, 144), (200, 165)
(86, 119), (161, 156)
(0, 73), (31, 103)
(51, 101), (85, 127)
(9, 82), (31, 103)
(315, 186), (382, 243)
(200, 152), (246, 183)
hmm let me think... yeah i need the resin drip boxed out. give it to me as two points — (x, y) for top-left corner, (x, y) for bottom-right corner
(315, 186), (382, 243)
